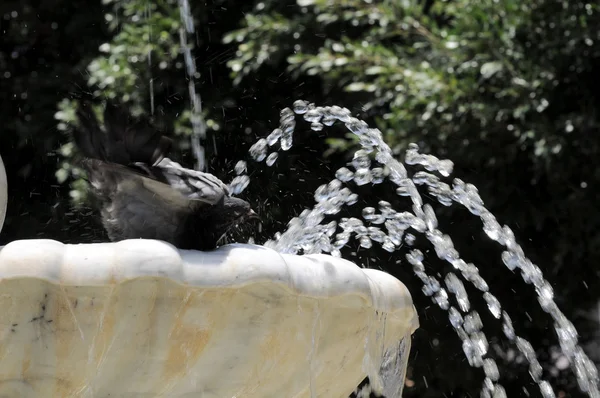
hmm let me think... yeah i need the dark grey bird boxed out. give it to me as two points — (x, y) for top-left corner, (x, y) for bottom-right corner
(73, 101), (257, 251)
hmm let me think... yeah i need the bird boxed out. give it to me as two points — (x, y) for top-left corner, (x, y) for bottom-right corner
(73, 101), (258, 251)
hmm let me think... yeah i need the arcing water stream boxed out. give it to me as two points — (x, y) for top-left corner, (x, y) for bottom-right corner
(172, 2), (598, 396)
(227, 101), (599, 398)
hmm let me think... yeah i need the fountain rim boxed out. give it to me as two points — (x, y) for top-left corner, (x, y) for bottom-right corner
(0, 238), (418, 328)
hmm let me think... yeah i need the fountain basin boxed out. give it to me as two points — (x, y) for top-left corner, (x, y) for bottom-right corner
(0, 239), (418, 397)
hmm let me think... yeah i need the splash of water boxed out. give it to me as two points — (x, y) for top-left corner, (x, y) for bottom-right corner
(177, 0), (207, 171)
(378, 335), (413, 397)
(230, 101), (600, 398)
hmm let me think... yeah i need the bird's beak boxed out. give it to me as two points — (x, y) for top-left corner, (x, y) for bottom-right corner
(247, 209), (260, 220)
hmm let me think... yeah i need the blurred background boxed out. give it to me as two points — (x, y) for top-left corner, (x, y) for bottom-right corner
(0, 0), (599, 396)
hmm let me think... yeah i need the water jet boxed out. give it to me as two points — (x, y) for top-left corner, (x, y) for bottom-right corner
(229, 100), (599, 397)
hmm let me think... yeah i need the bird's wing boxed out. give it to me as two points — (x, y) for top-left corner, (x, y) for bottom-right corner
(84, 158), (230, 208)
(75, 101), (173, 166)
(151, 158), (230, 205)
(103, 103), (173, 165)
(75, 105), (109, 161)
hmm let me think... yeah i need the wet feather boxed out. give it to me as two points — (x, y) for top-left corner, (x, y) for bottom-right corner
(74, 101), (257, 250)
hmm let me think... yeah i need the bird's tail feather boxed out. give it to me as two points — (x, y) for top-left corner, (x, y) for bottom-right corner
(75, 101), (172, 167)
(74, 101), (173, 202)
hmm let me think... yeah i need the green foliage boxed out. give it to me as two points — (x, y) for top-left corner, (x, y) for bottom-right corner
(87, 0), (182, 107)
(224, 0), (600, 255)
(223, 13), (297, 85)
(53, 0), (226, 202)
(226, 1), (599, 152)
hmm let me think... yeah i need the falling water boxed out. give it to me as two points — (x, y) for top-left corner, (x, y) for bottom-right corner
(0, 155), (6, 231)
(145, 3), (155, 115)
(378, 335), (413, 397)
(177, 0), (207, 171)
(229, 101), (600, 398)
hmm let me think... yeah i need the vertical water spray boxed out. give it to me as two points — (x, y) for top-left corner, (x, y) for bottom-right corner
(145, 3), (155, 115)
(228, 100), (600, 398)
(177, 0), (207, 171)
(0, 154), (6, 234)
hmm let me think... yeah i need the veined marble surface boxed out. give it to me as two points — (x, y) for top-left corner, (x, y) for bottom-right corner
(0, 239), (418, 397)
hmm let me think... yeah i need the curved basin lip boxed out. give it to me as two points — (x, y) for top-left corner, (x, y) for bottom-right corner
(0, 239), (418, 324)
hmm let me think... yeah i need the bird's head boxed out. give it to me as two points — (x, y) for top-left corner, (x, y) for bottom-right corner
(221, 196), (259, 226)
(198, 196), (259, 249)
(179, 193), (259, 251)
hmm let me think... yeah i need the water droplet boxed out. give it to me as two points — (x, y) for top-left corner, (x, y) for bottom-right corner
(229, 175), (250, 194)
(406, 249), (424, 265)
(371, 167), (385, 184)
(352, 149), (371, 170)
(412, 171), (439, 186)
(381, 237), (396, 252)
(539, 381), (556, 398)
(536, 281), (554, 311)
(234, 160), (247, 175)
(423, 204), (438, 231)
(445, 273), (470, 312)
(322, 115), (336, 126)
(434, 289), (450, 309)
(353, 169), (372, 185)
(463, 312), (483, 334)
(438, 159), (454, 177)
(267, 128), (282, 146)
(410, 218), (427, 233)
(249, 138), (268, 162)
(483, 359), (500, 381)
(266, 152), (278, 166)
(362, 207), (376, 219)
(375, 151), (392, 164)
(345, 119), (369, 135)
(501, 251), (521, 271)
(280, 134), (293, 151)
(346, 193), (359, 205)
(359, 236), (372, 249)
(422, 276), (441, 296)
(396, 186), (411, 196)
(483, 292), (501, 319)
(368, 227), (386, 242)
(292, 99), (309, 114)
(492, 384), (506, 398)
(279, 106), (294, 119)
(449, 307), (464, 328)
(310, 122), (324, 131)
(502, 312), (516, 340)
(328, 105), (352, 122)
(330, 249), (341, 257)
(304, 109), (322, 123)
(482, 213), (502, 240)
(335, 167), (354, 182)
(471, 331), (489, 360)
